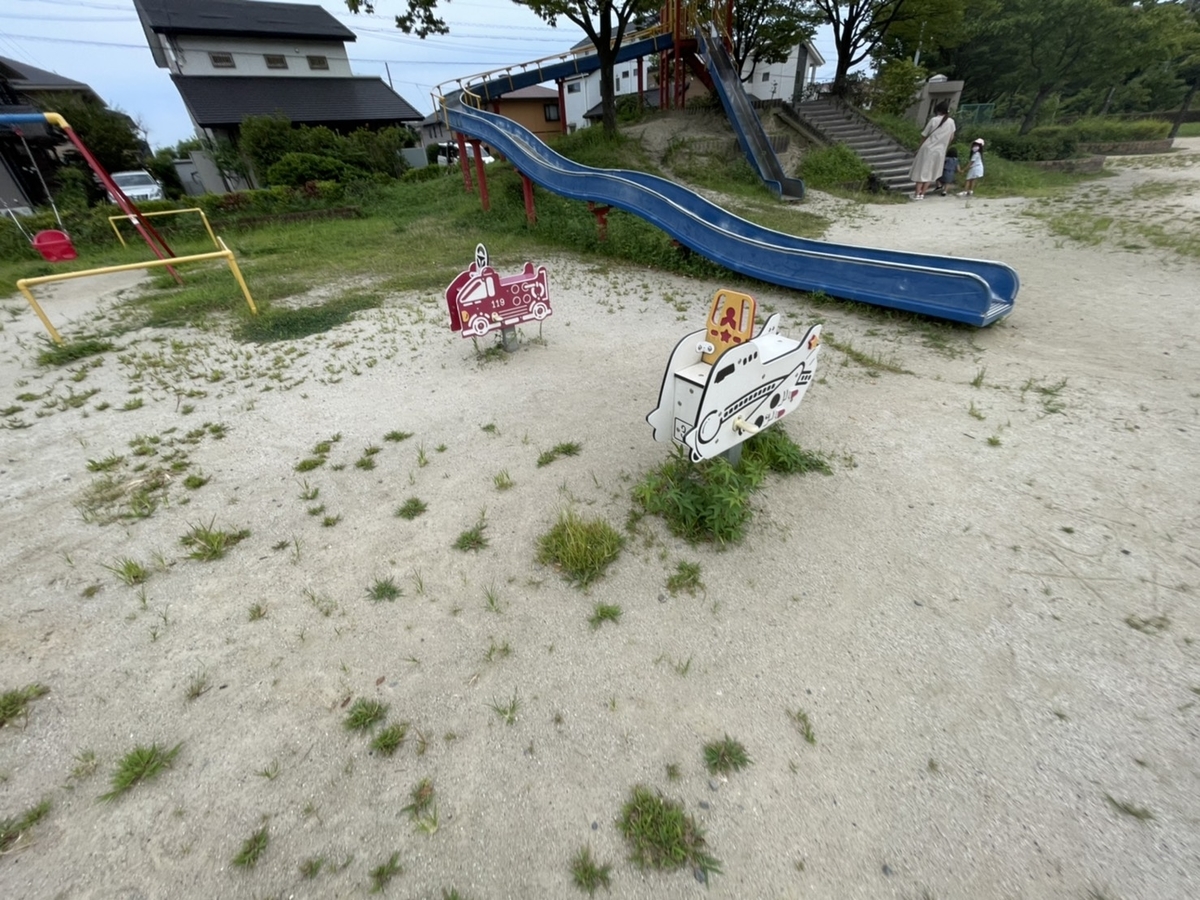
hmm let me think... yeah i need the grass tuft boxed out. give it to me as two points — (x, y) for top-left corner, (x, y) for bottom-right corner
(617, 785), (721, 878)
(366, 576), (402, 603)
(103, 557), (148, 586)
(488, 693), (521, 725)
(537, 441), (583, 467)
(0, 798), (52, 852)
(453, 513), (489, 552)
(395, 497), (427, 520)
(100, 742), (182, 801)
(37, 337), (113, 367)
(179, 518), (249, 561)
(787, 707), (817, 745)
(231, 825), (269, 868)
(344, 698), (388, 731)
(666, 561), (703, 596)
(371, 722), (409, 756)
(235, 294), (382, 343)
(703, 735), (751, 774)
(588, 603), (622, 629)
(537, 509), (624, 587)
(571, 845), (613, 895)
(368, 851), (404, 893)
(0, 683), (50, 728)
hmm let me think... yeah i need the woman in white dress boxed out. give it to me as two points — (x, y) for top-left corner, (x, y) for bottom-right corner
(908, 101), (956, 200)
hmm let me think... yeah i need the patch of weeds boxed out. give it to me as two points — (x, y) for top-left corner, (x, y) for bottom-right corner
(299, 480), (319, 501)
(636, 453), (747, 545)
(100, 742), (182, 801)
(307, 504), (327, 516)
(968, 401), (985, 420)
(402, 778), (435, 819)
(537, 441), (583, 467)
(372, 722), (409, 756)
(1104, 794), (1153, 821)
(746, 427), (833, 475)
(588, 603), (622, 629)
(182, 472), (209, 489)
(37, 337), (113, 367)
(0, 798), (51, 852)
(484, 638), (512, 662)
(665, 762), (681, 781)
(1125, 614), (1170, 635)
(322, 514), (342, 528)
(970, 367), (986, 388)
(71, 749), (98, 780)
(396, 497), (427, 520)
(86, 453), (124, 472)
(256, 760), (280, 780)
(483, 583), (503, 613)
(179, 518), (249, 561)
(0, 683), (50, 728)
(537, 509), (624, 587)
(666, 561), (703, 596)
(823, 335), (911, 375)
(367, 576), (402, 603)
(703, 735), (751, 774)
(617, 785), (721, 879)
(417, 444), (429, 468)
(493, 470), (514, 491)
(300, 856), (325, 879)
(184, 669), (210, 701)
(986, 434), (1003, 447)
(454, 512), (489, 552)
(345, 698), (388, 731)
(235, 294), (382, 343)
(787, 708), (816, 745)
(481, 423), (498, 434)
(103, 557), (148, 586)
(384, 430), (413, 442)
(355, 454), (377, 471)
(231, 825), (269, 868)
(571, 845), (613, 896)
(488, 693), (521, 725)
(121, 397), (144, 411)
(368, 851), (403, 893)
(295, 456), (326, 472)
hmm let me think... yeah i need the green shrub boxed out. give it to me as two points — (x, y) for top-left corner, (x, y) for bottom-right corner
(265, 152), (350, 187)
(797, 144), (873, 190)
(403, 165), (451, 183)
(633, 450), (755, 545)
(873, 58), (926, 117)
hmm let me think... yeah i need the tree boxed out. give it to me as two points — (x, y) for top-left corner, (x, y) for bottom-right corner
(720, 0), (822, 84)
(968, 0), (1137, 133)
(800, 0), (916, 95)
(347, 0), (658, 135)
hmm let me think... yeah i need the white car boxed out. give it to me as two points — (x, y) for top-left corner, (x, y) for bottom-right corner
(435, 142), (495, 167)
(109, 170), (165, 202)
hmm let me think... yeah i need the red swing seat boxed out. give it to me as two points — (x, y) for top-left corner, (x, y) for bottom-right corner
(32, 229), (77, 262)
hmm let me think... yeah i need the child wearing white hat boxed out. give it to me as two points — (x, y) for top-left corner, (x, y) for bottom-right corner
(959, 139), (985, 196)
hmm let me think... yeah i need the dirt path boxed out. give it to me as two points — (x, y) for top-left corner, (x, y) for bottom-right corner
(1, 142), (1197, 900)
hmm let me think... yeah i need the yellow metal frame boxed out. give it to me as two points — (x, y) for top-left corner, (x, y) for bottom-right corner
(17, 237), (257, 345)
(109, 207), (219, 250)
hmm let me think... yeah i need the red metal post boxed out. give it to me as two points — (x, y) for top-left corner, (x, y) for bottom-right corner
(455, 132), (473, 192)
(61, 126), (180, 279)
(471, 140), (490, 212)
(521, 173), (536, 224)
(587, 202), (611, 241)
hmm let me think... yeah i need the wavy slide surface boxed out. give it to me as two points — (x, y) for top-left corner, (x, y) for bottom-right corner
(448, 106), (1017, 325)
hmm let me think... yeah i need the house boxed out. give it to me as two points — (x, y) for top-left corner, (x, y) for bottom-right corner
(133, 0), (423, 187)
(740, 40), (825, 106)
(487, 86), (562, 143)
(0, 56), (110, 212)
(560, 37), (655, 133)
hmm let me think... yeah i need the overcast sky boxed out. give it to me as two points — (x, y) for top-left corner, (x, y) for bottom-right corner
(3, 0), (843, 150)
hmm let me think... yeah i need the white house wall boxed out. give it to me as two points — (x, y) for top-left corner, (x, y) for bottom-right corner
(560, 56), (650, 132)
(742, 44), (801, 103)
(160, 35), (352, 77)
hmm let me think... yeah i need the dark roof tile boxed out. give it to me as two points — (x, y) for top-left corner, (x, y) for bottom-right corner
(135, 0), (355, 42)
(171, 76), (422, 127)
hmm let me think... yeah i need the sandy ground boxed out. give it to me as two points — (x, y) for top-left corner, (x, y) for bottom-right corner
(1, 139), (1198, 900)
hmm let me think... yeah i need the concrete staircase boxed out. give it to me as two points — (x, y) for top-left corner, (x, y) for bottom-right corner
(789, 98), (916, 195)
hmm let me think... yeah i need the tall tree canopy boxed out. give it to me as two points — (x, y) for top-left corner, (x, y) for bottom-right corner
(718, 0), (822, 84)
(346, 0), (659, 134)
(799, 0), (915, 94)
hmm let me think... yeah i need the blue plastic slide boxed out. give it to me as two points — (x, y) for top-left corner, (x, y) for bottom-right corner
(697, 26), (804, 200)
(446, 106), (1018, 325)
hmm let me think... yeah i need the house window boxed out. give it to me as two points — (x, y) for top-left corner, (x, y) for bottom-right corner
(209, 52), (235, 69)
(762, 72), (770, 82)
(264, 54), (288, 70)
(544, 103), (560, 122)
(566, 82), (581, 94)
(307, 55), (329, 71)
